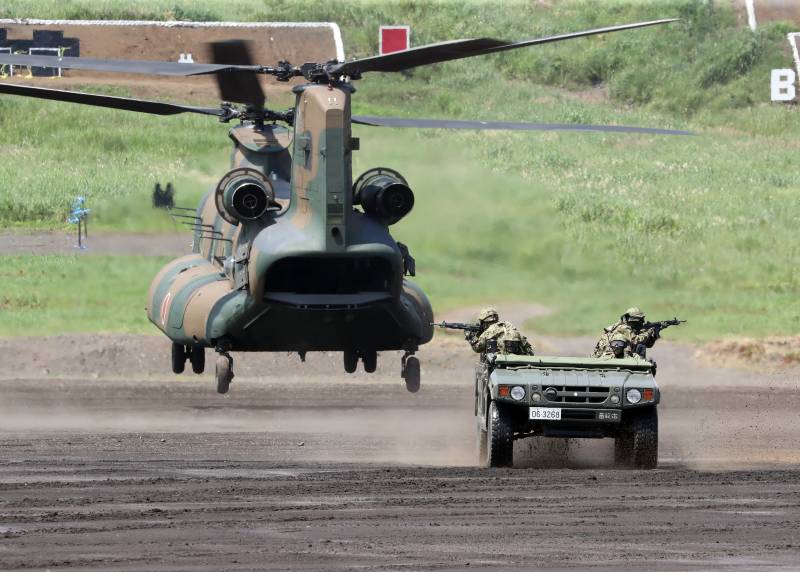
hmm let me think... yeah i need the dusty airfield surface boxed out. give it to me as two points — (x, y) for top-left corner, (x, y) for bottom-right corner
(2, 333), (800, 570)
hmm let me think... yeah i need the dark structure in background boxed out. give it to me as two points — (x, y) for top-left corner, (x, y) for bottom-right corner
(153, 183), (175, 209)
(0, 29), (80, 76)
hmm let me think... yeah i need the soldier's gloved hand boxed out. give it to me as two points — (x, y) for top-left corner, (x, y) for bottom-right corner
(465, 331), (476, 342)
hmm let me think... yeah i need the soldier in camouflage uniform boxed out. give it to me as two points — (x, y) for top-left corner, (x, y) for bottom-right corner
(592, 306), (659, 358)
(597, 331), (632, 359)
(467, 307), (535, 356)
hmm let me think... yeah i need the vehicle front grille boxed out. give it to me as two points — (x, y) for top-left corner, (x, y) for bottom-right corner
(544, 385), (609, 404)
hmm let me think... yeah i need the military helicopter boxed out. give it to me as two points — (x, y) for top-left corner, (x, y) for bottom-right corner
(0, 18), (690, 394)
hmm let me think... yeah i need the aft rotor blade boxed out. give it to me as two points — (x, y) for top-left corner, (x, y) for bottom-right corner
(352, 115), (693, 136)
(0, 52), (258, 76)
(0, 83), (224, 117)
(331, 19), (677, 76)
(210, 40), (265, 107)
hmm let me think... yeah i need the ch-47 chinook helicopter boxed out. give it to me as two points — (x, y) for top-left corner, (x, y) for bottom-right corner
(0, 18), (690, 394)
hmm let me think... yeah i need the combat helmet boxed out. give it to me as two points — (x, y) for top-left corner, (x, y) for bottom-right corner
(609, 331), (629, 358)
(622, 306), (645, 321)
(477, 307), (499, 324)
(500, 326), (524, 354)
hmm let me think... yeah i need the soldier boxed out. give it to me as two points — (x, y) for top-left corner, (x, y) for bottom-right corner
(592, 306), (659, 358)
(467, 307), (535, 356)
(597, 331), (632, 359)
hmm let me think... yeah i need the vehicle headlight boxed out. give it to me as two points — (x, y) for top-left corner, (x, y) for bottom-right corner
(626, 388), (642, 404)
(610, 395), (620, 404)
(531, 392), (542, 403)
(510, 386), (525, 401)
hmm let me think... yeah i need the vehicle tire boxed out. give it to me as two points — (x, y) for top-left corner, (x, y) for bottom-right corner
(362, 350), (377, 373)
(615, 407), (658, 469)
(215, 355), (233, 395)
(487, 401), (513, 468)
(190, 346), (205, 374)
(343, 351), (358, 374)
(403, 356), (420, 393)
(614, 428), (632, 467)
(171, 342), (186, 374)
(476, 420), (488, 468)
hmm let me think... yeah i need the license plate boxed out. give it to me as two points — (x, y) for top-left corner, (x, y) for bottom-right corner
(529, 407), (561, 420)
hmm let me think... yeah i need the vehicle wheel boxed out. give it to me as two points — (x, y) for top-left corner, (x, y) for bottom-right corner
(615, 407), (658, 469)
(171, 342), (186, 374)
(362, 350), (377, 373)
(614, 428), (632, 467)
(190, 346), (205, 374)
(487, 401), (513, 468)
(403, 356), (420, 393)
(215, 355), (233, 394)
(476, 419), (488, 468)
(343, 351), (358, 374)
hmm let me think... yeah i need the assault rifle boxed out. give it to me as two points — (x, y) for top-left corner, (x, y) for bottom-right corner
(431, 321), (481, 334)
(633, 317), (685, 360)
(642, 317), (686, 334)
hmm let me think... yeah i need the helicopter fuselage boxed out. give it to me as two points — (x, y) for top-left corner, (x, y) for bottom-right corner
(145, 83), (433, 354)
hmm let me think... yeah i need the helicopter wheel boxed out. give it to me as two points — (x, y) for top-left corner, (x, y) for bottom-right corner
(402, 356), (421, 393)
(362, 350), (377, 373)
(190, 345), (205, 374)
(343, 350), (358, 374)
(171, 342), (187, 374)
(215, 354), (234, 394)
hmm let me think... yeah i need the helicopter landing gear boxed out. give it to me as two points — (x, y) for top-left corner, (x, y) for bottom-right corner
(215, 351), (234, 394)
(402, 352), (420, 393)
(171, 342), (186, 374)
(343, 350), (358, 373)
(171, 343), (206, 374)
(190, 345), (205, 374)
(362, 350), (377, 373)
(343, 350), (378, 373)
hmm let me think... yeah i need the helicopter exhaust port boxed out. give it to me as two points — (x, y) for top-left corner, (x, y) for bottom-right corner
(214, 167), (279, 225)
(353, 167), (414, 226)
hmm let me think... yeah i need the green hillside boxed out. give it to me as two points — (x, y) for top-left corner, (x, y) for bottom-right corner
(1, 1), (798, 339)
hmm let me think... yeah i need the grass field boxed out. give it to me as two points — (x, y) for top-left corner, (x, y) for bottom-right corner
(1, 1), (799, 340)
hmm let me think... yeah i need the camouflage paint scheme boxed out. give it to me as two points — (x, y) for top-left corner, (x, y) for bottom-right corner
(145, 84), (433, 353)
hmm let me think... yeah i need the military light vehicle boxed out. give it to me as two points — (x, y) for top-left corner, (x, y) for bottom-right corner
(0, 19), (688, 395)
(475, 353), (659, 468)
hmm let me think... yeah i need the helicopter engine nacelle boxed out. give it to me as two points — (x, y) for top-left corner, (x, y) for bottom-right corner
(214, 168), (276, 225)
(353, 167), (414, 226)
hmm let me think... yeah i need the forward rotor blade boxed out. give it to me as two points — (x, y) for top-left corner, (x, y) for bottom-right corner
(352, 115), (693, 136)
(332, 19), (677, 76)
(210, 40), (265, 107)
(0, 82), (224, 117)
(0, 52), (258, 76)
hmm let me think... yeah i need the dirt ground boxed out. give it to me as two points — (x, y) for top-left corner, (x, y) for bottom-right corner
(0, 230), (191, 256)
(1, 331), (800, 570)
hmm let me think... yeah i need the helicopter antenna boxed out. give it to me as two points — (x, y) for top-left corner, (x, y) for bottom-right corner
(183, 224), (223, 235)
(197, 233), (233, 244)
(170, 212), (201, 219)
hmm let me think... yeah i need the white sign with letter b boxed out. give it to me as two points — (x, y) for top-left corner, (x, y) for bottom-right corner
(771, 68), (796, 102)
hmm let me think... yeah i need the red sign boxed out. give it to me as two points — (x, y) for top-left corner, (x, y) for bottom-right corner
(380, 26), (410, 55)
